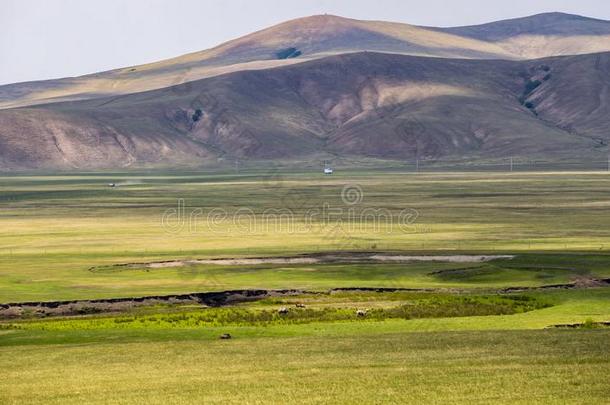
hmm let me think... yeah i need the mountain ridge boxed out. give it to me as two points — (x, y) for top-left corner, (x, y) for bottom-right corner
(438, 12), (610, 40)
(1, 50), (608, 169)
(2, 12), (609, 110)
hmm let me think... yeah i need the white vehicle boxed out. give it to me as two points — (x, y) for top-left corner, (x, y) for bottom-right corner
(324, 168), (334, 175)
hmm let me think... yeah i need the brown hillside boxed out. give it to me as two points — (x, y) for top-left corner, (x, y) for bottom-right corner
(0, 52), (607, 169)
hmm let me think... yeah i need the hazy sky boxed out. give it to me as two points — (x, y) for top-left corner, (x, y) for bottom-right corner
(2, 0), (610, 85)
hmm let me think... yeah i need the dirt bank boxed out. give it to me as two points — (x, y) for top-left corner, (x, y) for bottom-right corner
(2, 277), (609, 320)
(0, 289), (304, 319)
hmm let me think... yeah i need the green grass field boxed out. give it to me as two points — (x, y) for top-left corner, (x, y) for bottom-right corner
(1, 329), (608, 404)
(2, 170), (610, 301)
(1, 170), (610, 403)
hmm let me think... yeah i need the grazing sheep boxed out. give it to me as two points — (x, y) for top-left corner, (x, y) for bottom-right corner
(219, 333), (232, 340)
(278, 307), (289, 314)
(356, 309), (367, 317)
(295, 303), (306, 308)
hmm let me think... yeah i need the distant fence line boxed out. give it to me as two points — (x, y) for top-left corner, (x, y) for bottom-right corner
(212, 158), (610, 174)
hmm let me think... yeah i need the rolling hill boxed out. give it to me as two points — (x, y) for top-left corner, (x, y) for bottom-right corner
(440, 12), (610, 40)
(1, 51), (609, 170)
(439, 12), (610, 60)
(1, 12), (609, 110)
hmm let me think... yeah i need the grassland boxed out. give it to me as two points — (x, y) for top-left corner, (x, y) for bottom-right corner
(1, 170), (610, 403)
(2, 170), (610, 301)
(0, 329), (608, 405)
(1, 288), (609, 403)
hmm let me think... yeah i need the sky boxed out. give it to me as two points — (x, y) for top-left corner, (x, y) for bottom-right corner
(1, 0), (610, 85)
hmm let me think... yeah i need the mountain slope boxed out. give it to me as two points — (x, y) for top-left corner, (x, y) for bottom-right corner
(0, 15), (507, 110)
(526, 52), (610, 140)
(2, 13), (609, 109)
(1, 51), (608, 170)
(438, 12), (610, 60)
(441, 12), (610, 40)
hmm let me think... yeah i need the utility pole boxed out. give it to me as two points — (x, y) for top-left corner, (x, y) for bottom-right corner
(414, 141), (420, 173)
(235, 159), (240, 174)
(510, 157), (514, 172)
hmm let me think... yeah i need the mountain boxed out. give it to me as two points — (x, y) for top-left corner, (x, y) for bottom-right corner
(2, 13), (609, 110)
(440, 12), (610, 40)
(1, 51), (608, 170)
(438, 12), (610, 59)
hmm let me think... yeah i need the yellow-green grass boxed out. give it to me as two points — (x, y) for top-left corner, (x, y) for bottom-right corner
(2, 288), (608, 403)
(3, 287), (608, 339)
(1, 287), (609, 402)
(2, 171), (610, 301)
(3, 167), (610, 405)
(0, 328), (608, 404)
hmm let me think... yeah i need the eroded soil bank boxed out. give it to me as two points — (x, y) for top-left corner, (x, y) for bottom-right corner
(0, 289), (305, 319)
(2, 278), (609, 319)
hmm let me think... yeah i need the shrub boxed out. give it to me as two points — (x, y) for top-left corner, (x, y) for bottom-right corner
(582, 318), (599, 329)
(192, 109), (203, 122)
(524, 80), (542, 94)
(275, 47), (302, 60)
